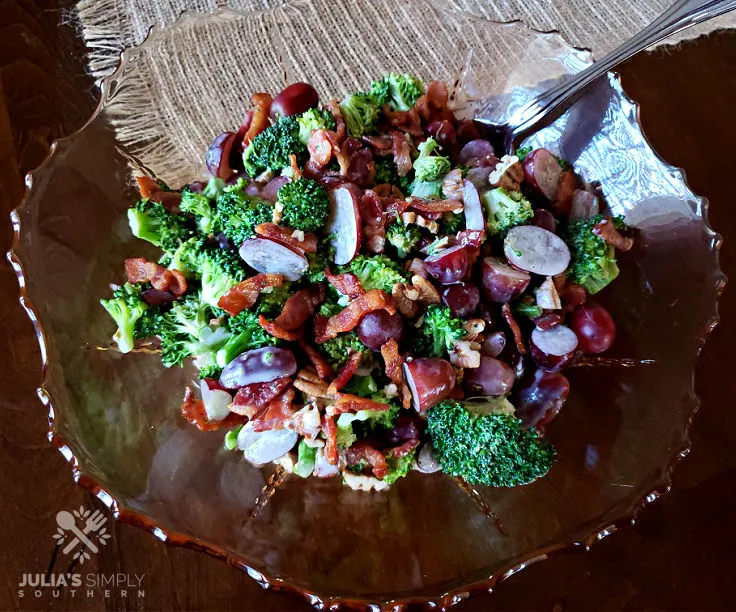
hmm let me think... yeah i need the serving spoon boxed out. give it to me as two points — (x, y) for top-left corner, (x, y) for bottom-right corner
(483, 0), (736, 153)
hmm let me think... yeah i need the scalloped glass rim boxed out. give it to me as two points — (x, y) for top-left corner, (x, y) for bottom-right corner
(7, 4), (725, 610)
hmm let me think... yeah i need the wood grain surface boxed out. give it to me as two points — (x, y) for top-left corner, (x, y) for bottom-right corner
(0, 2), (734, 610)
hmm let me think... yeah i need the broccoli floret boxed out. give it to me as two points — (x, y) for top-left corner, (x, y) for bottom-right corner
(410, 179), (443, 200)
(339, 92), (380, 138)
(277, 178), (329, 232)
(198, 362), (223, 380)
(515, 146), (532, 162)
(415, 304), (467, 358)
(162, 235), (206, 277)
(565, 214), (626, 294)
(224, 426), (243, 451)
(481, 187), (534, 236)
(427, 400), (556, 487)
(383, 448), (416, 485)
(127, 199), (192, 250)
(439, 211), (465, 235)
(341, 254), (406, 294)
(293, 439), (317, 477)
(335, 401), (400, 449)
(157, 294), (215, 367)
(217, 310), (275, 367)
(370, 72), (424, 111)
(180, 187), (216, 235)
(243, 114), (305, 177)
(297, 108), (336, 145)
(255, 282), (294, 318)
(386, 219), (421, 259)
(413, 137), (451, 182)
(374, 157), (412, 193)
(515, 302), (543, 319)
(213, 183), (273, 246)
(202, 177), (226, 199)
(197, 246), (247, 309)
(320, 332), (366, 369)
(100, 282), (150, 353)
(342, 374), (378, 397)
(318, 299), (343, 318)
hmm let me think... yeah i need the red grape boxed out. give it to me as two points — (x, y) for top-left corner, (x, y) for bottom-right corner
(570, 303), (616, 353)
(482, 331), (506, 357)
(219, 347), (297, 389)
(270, 82), (319, 117)
(357, 310), (405, 350)
(513, 368), (570, 428)
(424, 245), (469, 284)
(481, 257), (531, 303)
(531, 208), (557, 233)
(530, 324), (578, 370)
(403, 358), (456, 412)
(206, 131), (237, 179)
(442, 283), (480, 317)
(426, 120), (458, 157)
(464, 356), (515, 396)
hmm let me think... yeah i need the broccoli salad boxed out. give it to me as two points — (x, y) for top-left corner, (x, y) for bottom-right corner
(101, 74), (633, 491)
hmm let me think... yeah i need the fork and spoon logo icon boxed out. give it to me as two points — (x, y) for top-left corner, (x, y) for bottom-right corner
(52, 507), (111, 563)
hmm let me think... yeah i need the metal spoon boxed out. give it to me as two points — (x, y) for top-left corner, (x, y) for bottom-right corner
(483, 0), (736, 153)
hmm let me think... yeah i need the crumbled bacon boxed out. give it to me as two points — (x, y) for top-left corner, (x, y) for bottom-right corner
(257, 315), (303, 341)
(373, 183), (405, 199)
(230, 377), (292, 418)
(456, 230), (486, 248)
(387, 438), (420, 459)
(345, 441), (389, 479)
(217, 273), (284, 316)
(136, 176), (162, 199)
(426, 80), (455, 122)
(319, 290), (395, 341)
(251, 388), (296, 432)
(502, 303), (527, 354)
(360, 191), (387, 253)
(380, 339), (404, 386)
(273, 285), (325, 331)
(180, 387), (246, 432)
(326, 100), (346, 142)
(383, 106), (424, 137)
(391, 131), (413, 177)
(243, 92), (272, 145)
(563, 283), (587, 311)
(593, 219), (634, 252)
(322, 415), (338, 465)
(125, 258), (187, 296)
(289, 153), (303, 179)
(299, 342), (335, 380)
(329, 393), (391, 415)
(313, 314), (329, 343)
(408, 198), (463, 214)
(361, 134), (393, 154)
(255, 222), (318, 253)
(308, 129), (340, 168)
(325, 269), (366, 299)
(327, 351), (363, 395)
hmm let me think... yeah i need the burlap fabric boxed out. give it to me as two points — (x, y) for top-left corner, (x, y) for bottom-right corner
(74, 0), (735, 186)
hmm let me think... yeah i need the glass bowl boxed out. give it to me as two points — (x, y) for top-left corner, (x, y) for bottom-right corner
(7, 1), (724, 608)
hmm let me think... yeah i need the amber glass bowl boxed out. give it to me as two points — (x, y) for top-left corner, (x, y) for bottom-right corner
(7, 2), (724, 608)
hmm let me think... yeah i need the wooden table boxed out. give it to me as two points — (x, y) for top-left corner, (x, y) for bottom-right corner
(1, 3), (734, 610)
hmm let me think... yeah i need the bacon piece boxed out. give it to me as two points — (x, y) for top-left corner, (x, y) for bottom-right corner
(408, 198), (463, 214)
(563, 283), (587, 311)
(326, 100), (346, 142)
(322, 415), (338, 465)
(593, 219), (634, 252)
(235, 110), (254, 151)
(308, 129), (340, 168)
(327, 351), (363, 395)
(388, 438), (420, 459)
(313, 313), (330, 344)
(136, 176), (162, 199)
(414, 95), (431, 123)
(380, 339), (404, 386)
(250, 387), (295, 432)
(502, 303), (527, 355)
(180, 387), (246, 432)
(330, 393), (391, 415)
(289, 153), (303, 179)
(217, 273), (284, 316)
(374, 184), (404, 199)
(244, 92), (272, 146)
(125, 257), (187, 296)
(325, 269), (366, 299)
(321, 290), (396, 341)
(299, 342), (335, 380)
(273, 285), (325, 330)
(361, 134), (393, 154)
(383, 106), (424, 137)
(426, 80), (455, 122)
(391, 130), (413, 177)
(135, 177), (182, 208)
(345, 441), (389, 479)
(255, 223), (318, 253)
(257, 315), (302, 341)
(456, 230), (486, 248)
(230, 377), (292, 417)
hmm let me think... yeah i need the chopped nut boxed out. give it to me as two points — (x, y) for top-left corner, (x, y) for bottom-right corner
(401, 211), (417, 225)
(383, 383), (398, 397)
(450, 340), (481, 368)
(415, 215), (439, 234)
(291, 229), (305, 242)
(272, 201), (284, 224)
(455, 367), (464, 385)
(297, 367), (322, 384)
(442, 168), (464, 201)
(366, 234), (385, 253)
(489, 155), (524, 192)
(463, 318), (486, 341)
(392, 282), (420, 318)
(536, 276), (562, 310)
(399, 383), (412, 409)
(411, 275), (441, 305)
